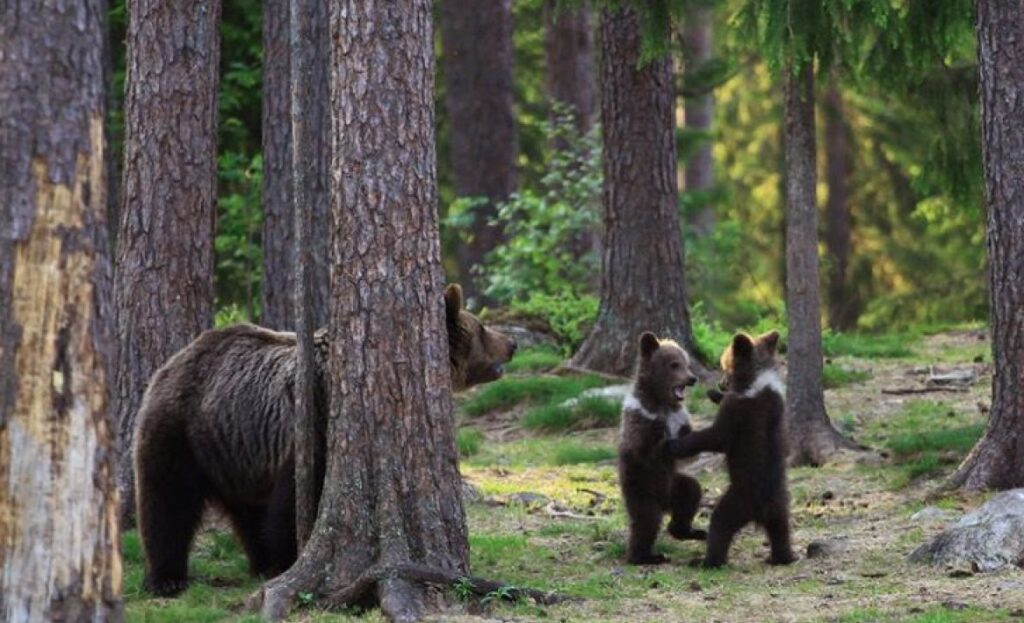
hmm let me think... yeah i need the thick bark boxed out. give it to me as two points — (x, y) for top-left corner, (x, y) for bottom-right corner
(258, 1), (467, 619)
(114, 0), (221, 523)
(949, 0), (1024, 491)
(261, 0), (329, 330)
(440, 0), (517, 301)
(0, 1), (122, 619)
(823, 77), (857, 331)
(569, 8), (702, 377)
(544, 0), (596, 134)
(783, 64), (854, 466)
(682, 6), (715, 237)
(289, 0), (318, 550)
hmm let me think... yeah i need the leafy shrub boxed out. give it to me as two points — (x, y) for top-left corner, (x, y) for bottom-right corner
(457, 428), (484, 458)
(508, 293), (599, 353)
(504, 346), (563, 373)
(461, 374), (609, 417)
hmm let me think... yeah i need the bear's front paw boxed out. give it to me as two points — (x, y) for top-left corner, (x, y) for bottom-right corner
(627, 552), (669, 566)
(665, 437), (688, 457)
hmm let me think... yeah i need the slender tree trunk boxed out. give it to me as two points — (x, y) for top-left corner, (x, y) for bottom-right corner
(258, 1), (467, 618)
(783, 64), (854, 466)
(949, 0), (1024, 491)
(570, 7), (702, 377)
(440, 0), (517, 302)
(544, 0), (596, 134)
(289, 0), (317, 550)
(0, 1), (122, 619)
(114, 0), (221, 523)
(682, 6), (715, 237)
(823, 76), (857, 331)
(261, 0), (329, 330)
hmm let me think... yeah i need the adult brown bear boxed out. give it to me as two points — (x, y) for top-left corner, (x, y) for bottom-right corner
(133, 285), (515, 596)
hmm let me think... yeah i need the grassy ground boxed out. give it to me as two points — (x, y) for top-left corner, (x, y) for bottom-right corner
(124, 328), (1024, 622)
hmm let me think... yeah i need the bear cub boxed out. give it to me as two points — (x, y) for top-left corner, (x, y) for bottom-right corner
(618, 332), (705, 565)
(667, 330), (795, 568)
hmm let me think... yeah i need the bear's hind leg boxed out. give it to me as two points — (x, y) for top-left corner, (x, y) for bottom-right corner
(625, 497), (666, 565)
(222, 502), (277, 577)
(763, 507), (796, 565)
(698, 489), (749, 568)
(136, 429), (208, 597)
(667, 474), (706, 540)
(262, 465), (298, 576)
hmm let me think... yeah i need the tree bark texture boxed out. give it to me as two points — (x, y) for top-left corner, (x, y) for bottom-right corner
(949, 0), (1024, 491)
(569, 7), (701, 377)
(289, 0), (318, 550)
(258, 1), (467, 620)
(0, 1), (122, 619)
(783, 64), (852, 466)
(440, 0), (517, 301)
(682, 6), (715, 237)
(114, 0), (220, 523)
(544, 0), (596, 134)
(823, 77), (857, 331)
(261, 0), (329, 330)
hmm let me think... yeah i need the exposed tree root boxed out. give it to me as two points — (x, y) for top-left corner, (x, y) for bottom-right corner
(252, 562), (575, 622)
(789, 420), (864, 467)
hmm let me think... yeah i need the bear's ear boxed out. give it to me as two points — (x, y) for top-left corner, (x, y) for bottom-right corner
(639, 332), (660, 359)
(759, 330), (780, 352)
(444, 284), (464, 318)
(731, 333), (754, 358)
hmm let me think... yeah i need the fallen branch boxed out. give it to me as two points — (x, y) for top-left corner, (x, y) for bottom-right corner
(881, 387), (969, 395)
(320, 562), (575, 611)
(543, 501), (599, 520)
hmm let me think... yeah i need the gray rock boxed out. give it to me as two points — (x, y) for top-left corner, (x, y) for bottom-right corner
(488, 324), (557, 350)
(806, 538), (848, 559)
(561, 383), (631, 408)
(910, 506), (956, 523)
(909, 489), (1024, 571)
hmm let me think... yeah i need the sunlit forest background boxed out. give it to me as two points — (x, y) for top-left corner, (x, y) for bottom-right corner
(108, 0), (984, 341)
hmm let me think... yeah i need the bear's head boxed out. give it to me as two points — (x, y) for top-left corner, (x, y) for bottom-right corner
(718, 330), (781, 394)
(445, 284), (517, 390)
(634, 332), (697, 411)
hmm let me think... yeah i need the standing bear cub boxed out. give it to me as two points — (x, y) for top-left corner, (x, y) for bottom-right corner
(133, 284), (515, 596)
(667, 330), (795, 568)
(618, 332), (705, 565)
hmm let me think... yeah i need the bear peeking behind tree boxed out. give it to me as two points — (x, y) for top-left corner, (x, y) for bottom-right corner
(618, 332), (706, 565)
(667, 330), (796, 568)
(132, 284), (516, 597)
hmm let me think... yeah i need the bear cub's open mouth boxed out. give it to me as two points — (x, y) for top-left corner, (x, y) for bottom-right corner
(672, 384), (687, 401)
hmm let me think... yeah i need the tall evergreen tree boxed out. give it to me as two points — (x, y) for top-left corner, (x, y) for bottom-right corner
(440, 0), (518, 301)
(570, 6), (702, 376)
(949, 0), (1024, 491)
(114, 0), (221, 521)
(0, 1), (122, 618)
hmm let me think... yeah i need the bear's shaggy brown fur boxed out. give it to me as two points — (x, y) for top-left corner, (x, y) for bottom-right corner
(618, 332), (705, 565)
(133, 285), (515, 596)
(667, 330), (795, 568)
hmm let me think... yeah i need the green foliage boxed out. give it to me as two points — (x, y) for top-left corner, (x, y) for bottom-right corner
(690, 301), (786, 363)
(470, 107), (602, 302)
(551, 442), (616, 465)
(822, 331), (916, 359)
(457, 428), (485, 458)
(504, 346), (563, 373)
(508, 293), (599, 353)
(521, 396), (621, 432)
(822, 364), (871, 389)
(214, 152), (263, 319)
(460, 374), (609, 417)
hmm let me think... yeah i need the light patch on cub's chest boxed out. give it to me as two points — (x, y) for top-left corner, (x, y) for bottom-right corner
(742, 369), (785, 399)
(621, 394), (692, 439)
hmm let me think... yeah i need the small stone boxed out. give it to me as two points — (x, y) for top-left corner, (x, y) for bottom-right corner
(689, 580), (702, 592)
(821, 490), (835, 501)
(942, 600), (968, 611)
(807, 538), (846, 559)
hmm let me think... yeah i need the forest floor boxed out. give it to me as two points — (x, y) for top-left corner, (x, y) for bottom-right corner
(122, 327), (1024, 623)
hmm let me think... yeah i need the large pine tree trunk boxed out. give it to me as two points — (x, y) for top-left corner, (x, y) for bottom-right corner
(260, 0), (330, 330)
(544, 0), (596, 133)
(823, 76), (857, 331)
(0, 1), (122, 618)
(258, 1), (467, 619)
(682, 6), (715, 237)
(783, 64), (853, 466)
(114, 0), (221, 523)
(570, 7), (702, 377)
(440, 0), (517, 302)
(949, 0), (1024, 491)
